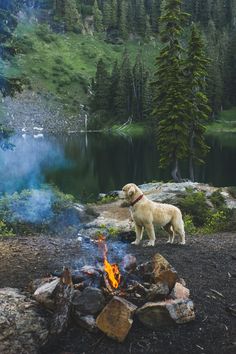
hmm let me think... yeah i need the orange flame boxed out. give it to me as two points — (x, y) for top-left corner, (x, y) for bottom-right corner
(97, 234), (121, 289)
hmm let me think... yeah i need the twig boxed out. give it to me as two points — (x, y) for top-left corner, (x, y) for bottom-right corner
(210, 289), (225, 298)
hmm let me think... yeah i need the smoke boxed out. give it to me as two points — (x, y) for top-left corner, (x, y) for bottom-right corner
(0, 134), (68, 194)
(9, 188), (54, 224)
(0, 134), (75, 228)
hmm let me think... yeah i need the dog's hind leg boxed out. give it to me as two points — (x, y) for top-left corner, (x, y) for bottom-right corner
(144, 223), (156, 246)
(165, 223), (175, 244)
(132, 224), (144, 245)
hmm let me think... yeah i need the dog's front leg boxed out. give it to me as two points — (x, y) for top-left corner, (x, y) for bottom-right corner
(132, 224), (144, 245)
(145, 223), (156, 246)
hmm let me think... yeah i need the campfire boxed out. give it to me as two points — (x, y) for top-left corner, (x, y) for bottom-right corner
(97, 234), (121, 290)
(31, 236), (195, 343)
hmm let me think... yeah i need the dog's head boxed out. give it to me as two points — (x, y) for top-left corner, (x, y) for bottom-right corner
(121, 183), (142, 202)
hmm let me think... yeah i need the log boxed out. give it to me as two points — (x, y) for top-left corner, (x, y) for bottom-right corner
(96, 296), (137, 342)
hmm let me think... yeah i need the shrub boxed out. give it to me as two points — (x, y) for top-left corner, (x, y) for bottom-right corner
(0, 220), (15, 237)
(178, 189), (210, 227)
(210, 190), (226, 209)
(202, 210), (229, 234)
(183, 214), (197, 235)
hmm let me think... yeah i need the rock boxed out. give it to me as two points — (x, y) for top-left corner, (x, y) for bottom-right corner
(74, 313), (98, 333)
(71, 287), (105, 315)
(152, 254), (179, 290)
(0, 288), (49, 354)
(33, 277), (60, 310)
(146, 282), (170, 301)
(96, 296), (137, 342)
(170, 282), (190, 300)
(28, 276), (56, 293)
(137, 299), (195, 328)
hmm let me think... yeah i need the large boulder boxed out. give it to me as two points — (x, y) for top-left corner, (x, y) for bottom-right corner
(0, 288), (49, 354)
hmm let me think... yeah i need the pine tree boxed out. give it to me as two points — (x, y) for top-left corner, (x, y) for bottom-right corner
(185, 24), (211, 180)
(152, 0), (190, 181)
(109, 60), (120, 117)
(103, 0), (112, 28)
(90, 59), (110, 114)
(93, 0), (103, 32)
(116, 50), (133, 120)
(136, 0), (146, 36)
(118, 0), (128, 39)
(132, 51), (148, 121)
(110, 0), (118, 28)
(64, 0), (80, 32)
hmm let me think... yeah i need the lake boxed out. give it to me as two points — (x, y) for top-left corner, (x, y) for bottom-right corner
(0, 132), (236, 201)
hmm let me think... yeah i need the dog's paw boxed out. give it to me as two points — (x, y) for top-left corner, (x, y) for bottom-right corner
(131, 240), (140, 246)
(145, 241), (155, 247)
(180, 241), (186, 245)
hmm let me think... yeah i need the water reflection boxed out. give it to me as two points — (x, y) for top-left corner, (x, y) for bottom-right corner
(0, 132), (235, 200)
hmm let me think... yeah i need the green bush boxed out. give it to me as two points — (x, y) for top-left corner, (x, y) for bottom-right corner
(178, 189), (210, 227)
(202, 210), (229, 234)
(183, 214), (197, 235)
(210, 190), (226, 209)
(0, 220), (15, 237)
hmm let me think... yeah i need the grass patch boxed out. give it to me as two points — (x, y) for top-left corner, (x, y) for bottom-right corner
(10, 22), (159, 114)
(206, 107), (236, 133)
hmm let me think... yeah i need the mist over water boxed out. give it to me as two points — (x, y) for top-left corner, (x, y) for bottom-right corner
(0, 134), (68, 195)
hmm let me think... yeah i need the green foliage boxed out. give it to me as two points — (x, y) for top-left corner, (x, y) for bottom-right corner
(0, 220), (15, 237)
(210, 190), (226, 209)
(0, 186), (75, 232)
(202, 210), (229, 234)
(183, 214), (197, 235)
(178, 189), (210, 226)
(152, 0), (191, 180)
(96, 195), (118, 205)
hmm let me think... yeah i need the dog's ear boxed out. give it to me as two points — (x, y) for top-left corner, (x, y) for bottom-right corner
(128, 185), (136, 197)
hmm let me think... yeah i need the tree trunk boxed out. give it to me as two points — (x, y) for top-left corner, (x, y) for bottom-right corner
(189, 130), (195, 181)
(171, 158), (181, 182)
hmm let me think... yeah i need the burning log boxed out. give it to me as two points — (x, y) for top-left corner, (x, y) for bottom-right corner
(96, 296), (137, 342)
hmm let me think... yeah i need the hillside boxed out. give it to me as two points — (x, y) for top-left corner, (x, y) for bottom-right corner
(0, 0), (236, 128)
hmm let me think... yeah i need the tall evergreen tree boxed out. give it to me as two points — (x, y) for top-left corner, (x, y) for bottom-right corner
(116, 50), (133, 119)
(132, 51), (148, 121)
(118, 0), (128, 39)
(90, 59), (110, 114)
(109, 60), (120, 117)
(185, 24), (211, 180)
(93, 0), (103, 32)
(152, 0), (190, 181)
(64, 0), (80, 32)
(136, 0), (146, 36)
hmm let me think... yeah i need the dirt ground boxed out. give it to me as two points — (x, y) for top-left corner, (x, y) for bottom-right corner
(0, 230), (235, 354)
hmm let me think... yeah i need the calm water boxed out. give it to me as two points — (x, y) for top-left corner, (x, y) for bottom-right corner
(0, 132), (236, 200)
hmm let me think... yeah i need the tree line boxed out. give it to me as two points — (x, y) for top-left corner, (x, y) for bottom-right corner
(90, 50), (151, 128)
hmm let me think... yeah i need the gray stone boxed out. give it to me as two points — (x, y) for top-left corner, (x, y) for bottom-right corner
(71, 287), (105, 315)
(33, 277), (60, 310)
(136, 299), (195, 328)
(170, 282), (190, 300)
(146, 282), (170, 301)
(0, 288), (49, 354)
